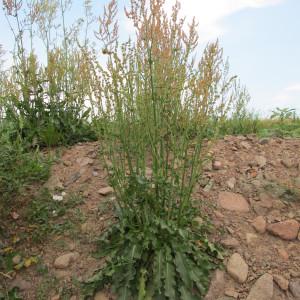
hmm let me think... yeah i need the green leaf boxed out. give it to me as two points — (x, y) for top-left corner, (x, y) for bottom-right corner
(129, 244), (142, 260)
(138, 269), (147, 300)
(175, 252), (192, 288)
(164, 261), (176, 299)
(179, 286), (198, 300)
(154, 249), (164, 293)
(117, 286), (132, 300)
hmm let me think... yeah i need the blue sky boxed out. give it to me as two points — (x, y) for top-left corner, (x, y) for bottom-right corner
(0, 0), (299, 115)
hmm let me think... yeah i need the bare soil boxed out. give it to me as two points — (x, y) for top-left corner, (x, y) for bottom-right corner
(1, 135), (300, 300)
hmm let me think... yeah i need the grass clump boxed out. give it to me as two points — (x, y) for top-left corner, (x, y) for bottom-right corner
(0, 122), (50, 204)
(258, 118), (300, 138)
(84, 0), (246, 298)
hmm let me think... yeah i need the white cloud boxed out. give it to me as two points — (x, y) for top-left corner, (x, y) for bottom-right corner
(164, 0), (284, 42)
(285, 83), (300, 92)
(272, 83), (300, 111)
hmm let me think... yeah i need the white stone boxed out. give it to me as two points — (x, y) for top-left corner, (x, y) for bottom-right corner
(226, 253), (248, 283)
(246, 273), (273, 300)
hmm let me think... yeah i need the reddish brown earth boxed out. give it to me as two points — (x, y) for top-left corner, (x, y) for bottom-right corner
(1, 135), (300, 300)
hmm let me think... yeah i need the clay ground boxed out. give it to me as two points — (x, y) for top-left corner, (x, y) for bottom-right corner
(1, 135), (300, 300)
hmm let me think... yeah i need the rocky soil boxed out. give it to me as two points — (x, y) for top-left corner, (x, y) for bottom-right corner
(1, 135), (300, 300)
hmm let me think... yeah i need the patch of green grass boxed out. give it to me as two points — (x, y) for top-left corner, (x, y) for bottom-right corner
(65, 193), (85, 209)
(258, 120), (300, 138)
(264, 182), (300, 202)
(26, 190), (85, 242)
(36, 276), (59, 300)
(97, 197), (115, 216)
(218, 115), (261, 136)
(0, 124), (51, 205)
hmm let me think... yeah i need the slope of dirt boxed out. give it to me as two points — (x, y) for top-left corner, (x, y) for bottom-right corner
(1, 135), (300, 300)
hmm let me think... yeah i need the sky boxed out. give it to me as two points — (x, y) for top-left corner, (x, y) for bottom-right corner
(0, 0), (299, 116)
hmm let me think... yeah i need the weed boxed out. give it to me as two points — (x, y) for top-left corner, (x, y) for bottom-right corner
(84, 0), (238, 298)
(271, 107), (296, 122)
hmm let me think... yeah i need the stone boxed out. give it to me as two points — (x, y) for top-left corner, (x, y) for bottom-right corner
(267, 209), (282, 223)
(241, 141), (251, 150)
(204, 270), (225, 300)
(11, 212), (19, 220)
(258, 193), (273, 209)
(224, 287), (238, 299)
(44, 176), (64, 191)
(63, 160), (72, 167)
(226, 177), (236, 190)
(92, 171), (99, 177)
(277, 248), (289, 261)
(246, 273), (273, 300)
(220, 237), (240, 249)
(98, 186), (114, 196)
(259, 138), (269, 145)
(83, 190), (90, 197)
(54, 252), (80, 269)
(213, 160), (223, 170)
(281, 158), (293, 168)
(255, 156), (267, 168)
(53, 270), (71, 279)
(76, 157), (94, 167)
(203, 160), (213, 171)
(246, 233), (258, 245)
(12, 254), (22, 265)
(273, 275), (289, 291)
(198, 177), (210, 188)
(53, 194), (64, 202)
(215, 211), (224, 219)
(10, 276), (31, 291)
(203, 179), (214, 192)
(267, 219), (300, 240)
(94, 291), (109, 300)
(252, 216), (267, 234)
(218, 192), (250, 212)
(64, 172), (81, 186)
(226, 253), (248, 283)
(289, 279), (300, 299)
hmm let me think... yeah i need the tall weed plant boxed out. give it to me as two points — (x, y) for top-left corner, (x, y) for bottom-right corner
(84, 0), (247, 299)
(1, 0), (96, 147)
